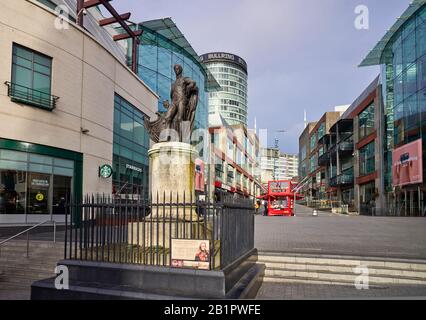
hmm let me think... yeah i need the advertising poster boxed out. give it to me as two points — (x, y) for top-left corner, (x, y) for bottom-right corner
(171, 239), (210, 270)
(194, 158), (205, 193)
(392, 139), (423, 187)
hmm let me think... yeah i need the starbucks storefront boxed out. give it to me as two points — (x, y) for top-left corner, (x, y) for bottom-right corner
(0, 139), (82, 224)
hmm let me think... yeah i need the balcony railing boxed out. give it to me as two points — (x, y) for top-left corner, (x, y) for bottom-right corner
(339, 173), (354, 185)
(5, 81), (59, 110)
(329, 172), (354, 187)
(339, 141), (354, 152)
(318, 152), (330, 166)
(330, 176), (338, 187)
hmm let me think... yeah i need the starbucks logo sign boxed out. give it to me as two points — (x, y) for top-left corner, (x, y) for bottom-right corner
(99, 164), (113, 179)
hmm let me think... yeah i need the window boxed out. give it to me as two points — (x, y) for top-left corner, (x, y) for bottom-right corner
(227, 165), (234, 184)
(310, 134), (316, 150)
(359, 142), (375, 176)
(113, 94), (150, 196)
(10, 44), (55, 110)
(359, 102), (375, 139)
(236, 172), (242, 187)
(317, 123), (325, 140)
(214, 156), (224, 182)
(300, 145), (307, 161)
(310, 156), (316, 173)
(226, 137), (234, 161)
(360, 181), (376, 215)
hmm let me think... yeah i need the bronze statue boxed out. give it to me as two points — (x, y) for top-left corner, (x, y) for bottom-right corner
(144, 64), (199, 143)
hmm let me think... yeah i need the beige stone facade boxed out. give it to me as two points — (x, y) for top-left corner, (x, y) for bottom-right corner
(0, 0), (158, 223)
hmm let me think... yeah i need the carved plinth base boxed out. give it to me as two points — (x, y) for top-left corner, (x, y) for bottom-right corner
(148, 142), (198, 221)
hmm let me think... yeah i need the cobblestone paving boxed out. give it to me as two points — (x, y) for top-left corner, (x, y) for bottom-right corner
(0, 289), (29, 300)
(255, 205), (426, 260)
(256, 282), (426, 299)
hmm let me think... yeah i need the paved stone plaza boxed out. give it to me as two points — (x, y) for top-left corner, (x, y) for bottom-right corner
(255, 205), (426, 260)
(256, 283), (426, 300)
(255, 204), (426, 299)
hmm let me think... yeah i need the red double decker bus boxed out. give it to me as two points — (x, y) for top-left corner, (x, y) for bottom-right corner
(261, 180), (300, 216)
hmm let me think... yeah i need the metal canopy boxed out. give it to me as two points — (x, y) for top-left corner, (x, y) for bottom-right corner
(359, 0), (426, 67)
(139, 18), (221, 91)
(329, 119), (353, 133)
(77, 0), (141, 73)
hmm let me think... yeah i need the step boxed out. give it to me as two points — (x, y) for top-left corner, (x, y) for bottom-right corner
(0, 273), (54, 286)
(260, 261), (426, 278)
(258, 255), (426, 271)
(263, 268), (426, 285)
(0, 287), (31, 300)
(0, 240), (63, 248)
(0, 247), (64, 255)
(0, 249), (63, 257)
(262, 275), (426, 287)
(0, 259), (62, 268)
(0, 243), (63, 251)
(262, 276), (365, 286)
(0, 247), (64, 258)
(0, 265), (57, 277)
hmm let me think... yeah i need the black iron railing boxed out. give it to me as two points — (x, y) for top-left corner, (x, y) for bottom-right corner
(318, 152), (330, 166)
(5, 81), (59, 110)
(339, 141), (354, 152)
(64, 191), (255, 270)
(329, 173), (354, 187)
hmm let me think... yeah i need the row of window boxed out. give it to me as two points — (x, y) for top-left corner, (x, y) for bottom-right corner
(209, 93), (248, 104)
(213, 72), (247, 84)
(221, 99), (241, 107)
(217, 80), (247, 92)
(215, 160), (254, 192)
(218, 105), (247, 116)
(207, 63), (247, 79)
(212, 133), (258, 165)
(221, 86), (247, 98)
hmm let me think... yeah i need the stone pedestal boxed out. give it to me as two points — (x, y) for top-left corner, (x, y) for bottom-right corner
(148, 142), (198, 221)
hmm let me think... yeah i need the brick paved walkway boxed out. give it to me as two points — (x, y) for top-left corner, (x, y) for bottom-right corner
(256, 282), (426, 299)
(255, 204), (426, 260)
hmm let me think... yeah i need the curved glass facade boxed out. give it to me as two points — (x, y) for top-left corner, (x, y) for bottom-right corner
(135, 26), (208, 131)
(201, 54), (248, 126)
(382, 4), (426, 190)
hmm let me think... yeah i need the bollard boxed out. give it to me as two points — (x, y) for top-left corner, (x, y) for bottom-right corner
(313, 210), (318, 217)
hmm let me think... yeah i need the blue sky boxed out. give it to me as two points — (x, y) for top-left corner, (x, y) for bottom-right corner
(110, 0), (411, 154)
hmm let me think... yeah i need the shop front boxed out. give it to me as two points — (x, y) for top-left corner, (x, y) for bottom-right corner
(0, 138), (82, 224)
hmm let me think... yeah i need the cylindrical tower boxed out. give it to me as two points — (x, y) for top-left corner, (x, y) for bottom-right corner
(200, 52), (248, 126)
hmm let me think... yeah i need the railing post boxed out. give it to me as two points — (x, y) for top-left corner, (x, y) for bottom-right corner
(53, 221), (57, 243)
(26, 231), (29, 258)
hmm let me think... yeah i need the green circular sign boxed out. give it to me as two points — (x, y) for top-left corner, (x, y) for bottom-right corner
(36, 193), (44, 202)
(99, 164), (113, 179)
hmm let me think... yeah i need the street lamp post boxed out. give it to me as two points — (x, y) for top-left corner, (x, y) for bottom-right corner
(273, 130), (286, 181)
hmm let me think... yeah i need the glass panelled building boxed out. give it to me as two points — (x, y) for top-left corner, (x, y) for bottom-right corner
(129, 19), (220, 133)
(360, 1), (426, 216)
(200, 52), (248, 126)
(113, 94), (150, 198)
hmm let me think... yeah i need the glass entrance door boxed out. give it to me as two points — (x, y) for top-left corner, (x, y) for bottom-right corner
(0, 142), (80, 223)
(52, 175), (72, 215)
(27, 173), (51, 215)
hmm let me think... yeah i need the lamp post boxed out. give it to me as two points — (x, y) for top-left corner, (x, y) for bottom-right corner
(272, 130), (286, 181)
